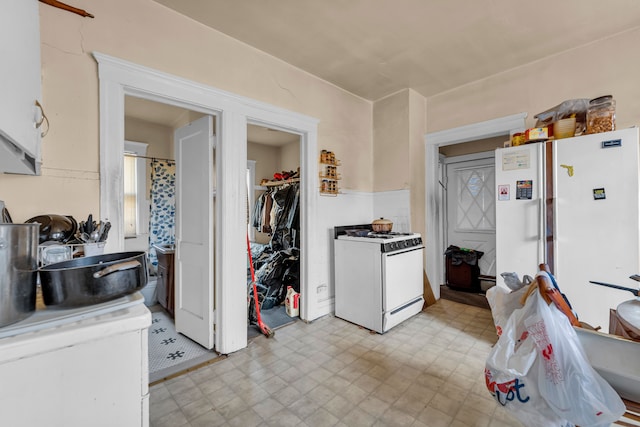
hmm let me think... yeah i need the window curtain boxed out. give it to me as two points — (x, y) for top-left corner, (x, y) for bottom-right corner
(148, 159), (176, 270)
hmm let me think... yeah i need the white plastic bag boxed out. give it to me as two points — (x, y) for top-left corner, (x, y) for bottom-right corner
(486, 287), (537, 381)
(486, 285), (528, 337)
(486, 287), (626, 427)
(486, 289), (572, 426)
(524, 289), (625, 426)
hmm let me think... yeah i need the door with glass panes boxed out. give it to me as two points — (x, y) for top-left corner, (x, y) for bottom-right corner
(445, 155), (496, 278)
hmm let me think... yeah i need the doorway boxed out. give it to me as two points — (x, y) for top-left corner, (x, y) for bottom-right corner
(424, 113), (527, 300)
(246, 124), (302, 338)
(95, 52), (319, 355)
(124, 98), (220, 378)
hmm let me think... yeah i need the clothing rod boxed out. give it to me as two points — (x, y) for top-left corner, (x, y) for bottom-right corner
(124, 154), (175, 162)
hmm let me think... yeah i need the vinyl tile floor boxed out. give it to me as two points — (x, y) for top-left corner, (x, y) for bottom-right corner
(149, 299), (524, 427)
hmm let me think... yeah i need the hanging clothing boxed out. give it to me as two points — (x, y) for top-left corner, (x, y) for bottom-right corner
(251, 183), (300, 245)
(248, 182), (301, 321)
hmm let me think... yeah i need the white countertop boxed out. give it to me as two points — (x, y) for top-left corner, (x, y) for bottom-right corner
(0, 292), (148, 339)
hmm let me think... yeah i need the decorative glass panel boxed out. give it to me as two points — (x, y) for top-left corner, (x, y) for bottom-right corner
(455, 166), (495, 231)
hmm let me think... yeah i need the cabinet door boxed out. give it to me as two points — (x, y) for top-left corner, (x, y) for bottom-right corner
(0, 0), (42, 174)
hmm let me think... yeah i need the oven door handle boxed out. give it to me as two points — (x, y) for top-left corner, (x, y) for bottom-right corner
(384, 246), (425, 256)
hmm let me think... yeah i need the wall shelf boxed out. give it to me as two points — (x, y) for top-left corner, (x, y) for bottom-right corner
(319, 150), (340, 195)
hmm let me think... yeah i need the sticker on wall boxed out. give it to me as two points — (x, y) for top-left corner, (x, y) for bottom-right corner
(498, 184), (510, 201)
(593, 188), (606, 200)
(516, 180), (533, 200)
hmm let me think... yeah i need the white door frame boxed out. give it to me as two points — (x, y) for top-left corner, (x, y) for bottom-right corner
(424, 113), (527, 299)
(94, 52), (319, 354)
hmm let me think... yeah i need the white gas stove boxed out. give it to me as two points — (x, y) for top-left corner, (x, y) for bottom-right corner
(333, 225), (425, 333)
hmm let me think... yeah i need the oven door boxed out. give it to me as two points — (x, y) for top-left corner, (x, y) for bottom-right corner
(382, 246), (424, 331)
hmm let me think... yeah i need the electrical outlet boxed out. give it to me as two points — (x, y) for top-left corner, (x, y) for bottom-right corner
(316, 283), (329, 301)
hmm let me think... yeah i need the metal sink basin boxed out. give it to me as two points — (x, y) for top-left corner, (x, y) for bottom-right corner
(153, 244), (175, 254)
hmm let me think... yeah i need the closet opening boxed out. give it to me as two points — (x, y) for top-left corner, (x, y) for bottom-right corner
(246, 124), (302, 339)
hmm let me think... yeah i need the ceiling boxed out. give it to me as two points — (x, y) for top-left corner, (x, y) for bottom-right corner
(152, 0), (640, 101)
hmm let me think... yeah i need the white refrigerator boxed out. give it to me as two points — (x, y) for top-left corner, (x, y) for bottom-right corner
(495, 127), (640, 332)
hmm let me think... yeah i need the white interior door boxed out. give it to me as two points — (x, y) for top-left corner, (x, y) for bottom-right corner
(445, 155), (496, 277)
(175, 115), (215, 349)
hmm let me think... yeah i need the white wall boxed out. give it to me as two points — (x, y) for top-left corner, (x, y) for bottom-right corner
(314, 191), (373, 319)
(373, 189), (411, 233)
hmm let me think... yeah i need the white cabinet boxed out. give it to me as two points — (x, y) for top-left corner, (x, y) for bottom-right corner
(0, 299), (151, 427)
(0, 0), (42, 175)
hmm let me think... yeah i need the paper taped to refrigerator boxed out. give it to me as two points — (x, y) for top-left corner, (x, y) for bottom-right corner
(502, 150), (531, 171)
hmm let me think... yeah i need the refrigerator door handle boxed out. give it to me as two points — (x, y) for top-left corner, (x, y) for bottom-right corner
(537, 142), (546, 265)
(538, 197), (545, 262)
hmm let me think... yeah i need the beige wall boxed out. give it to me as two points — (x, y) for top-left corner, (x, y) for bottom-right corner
(247, 142), (280, 186)
(408, 89), (427, 237)
(373, 90), (410, 191)
(0, 0), (372, 223)
(125, 116), (174, 200)
(125, 117), (174, 161)
(372, 89), (427, 236)
(280, 141), (301, 173)
(426, 28), (640, 134)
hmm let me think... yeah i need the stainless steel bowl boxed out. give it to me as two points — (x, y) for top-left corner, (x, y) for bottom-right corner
(0, 224), (39, 327)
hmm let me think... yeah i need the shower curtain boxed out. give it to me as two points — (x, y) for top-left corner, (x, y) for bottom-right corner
(148, 159), (176, 271)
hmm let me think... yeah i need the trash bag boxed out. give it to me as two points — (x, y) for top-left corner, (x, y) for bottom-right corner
(444, 245), (483, 266)
(485, 276), (625, 427)
(524, 279), (625, 426)
(251, 248), (300, 311)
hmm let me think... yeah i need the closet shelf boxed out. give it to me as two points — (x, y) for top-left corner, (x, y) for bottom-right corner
(261, 177), (300, 187)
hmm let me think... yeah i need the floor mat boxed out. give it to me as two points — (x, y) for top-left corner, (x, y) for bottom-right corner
(148, 311), (220, 383)
(248, 305), (297, 339)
